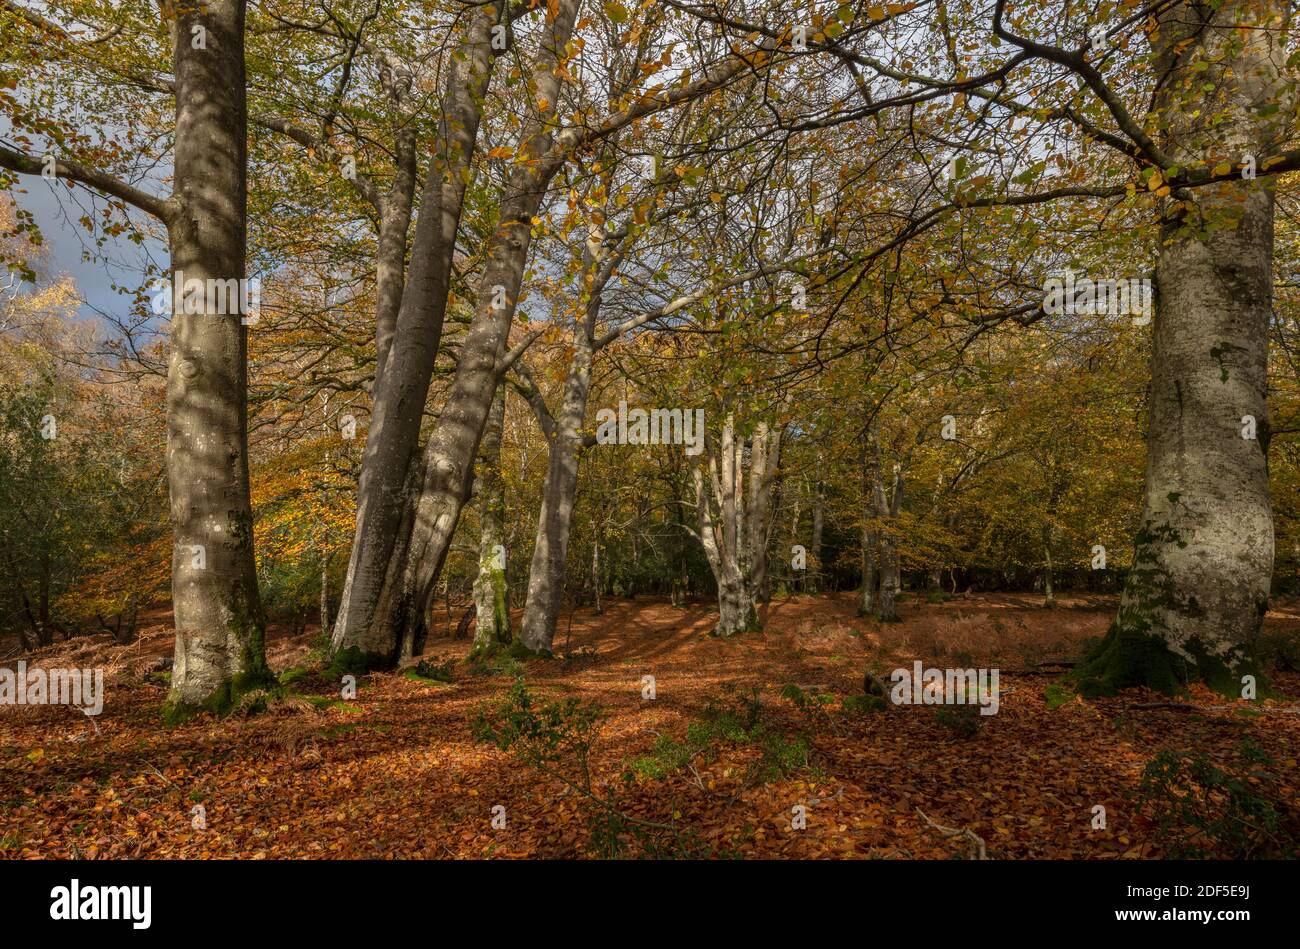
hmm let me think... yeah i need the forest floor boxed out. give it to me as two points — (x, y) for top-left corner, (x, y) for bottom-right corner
(2, 592), (1298, 859)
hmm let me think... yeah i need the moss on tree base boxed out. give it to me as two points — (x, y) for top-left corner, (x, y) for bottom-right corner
(161, 666), (279, 726)
(509, 640), (554, 660)
(326, 645), (392, 678)
(1071, 621), (1256, 699)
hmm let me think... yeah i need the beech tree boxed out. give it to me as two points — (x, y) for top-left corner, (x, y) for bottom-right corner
(978, 0), (1298, 691)
(6, 0), (1299, 708)
(691, 413), (784, 636)
(1, 0), (272, 716)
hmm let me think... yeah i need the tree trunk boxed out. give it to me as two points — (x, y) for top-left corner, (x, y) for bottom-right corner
(470, 387), (512, 659)
(332, 7), (501, 668)
(1042, 519), (1055, 609)
(693, 414), (781, 636)
(877, 539), (899, 621)
(164, 0), (272, 718)
(372, 125), (417, 381)
(37, 556), (51, 646)
(320, 550), (331, 634)
(787, 497), (802, 592)
(518, 338), (592, 653)
(809, 471), (824, 593)
(357, 0), (584, 663)
(696, 463), (757, 637)
(859, 528), (879, 616)
(1078, 0), (1287, 695)
(858, 442), (879, 616)
(873, 446), (904, 622)
(746, 419), (782, 605)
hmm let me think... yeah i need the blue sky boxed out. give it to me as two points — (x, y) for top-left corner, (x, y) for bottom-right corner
(2, 116), (167, 325)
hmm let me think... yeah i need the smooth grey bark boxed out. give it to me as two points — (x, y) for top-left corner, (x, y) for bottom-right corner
(1042, 521), (1055, 608)
(809, 470), (824, 593)
(1080, 0), (1289, 693)
(693, 414), (782, 636)
(859, 515), (879, 617)
(470, 386), (511, 658)
(869, 439), (903, 622)
(373, 121), (418, 381)
(747, 422), (781, 602)
(1041, 490), (1057, 607)
(359, 0), (584, 659)
(0, 2), (269, 712)
(516, 216), (618, 653)
(787, 495), (802, 591)
(320, 550), (331, 634)
(334, 9), (776, 662)
(332, 7), (502, 664)
(164, 0), (270, 713)
(511, 240), (808, 651)
(518, 327), (593, 652)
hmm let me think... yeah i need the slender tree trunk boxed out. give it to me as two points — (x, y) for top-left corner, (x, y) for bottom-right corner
(358, 0), (583, 662)
(470, 387), (511, 659)
(694, 415), (781, 636)
(858, 440), (879, 616)
(36, 557), (51, 646)
(809, 470), (824, 594)
(332, 7), (501, 667)
(18, 583), (40, 651)
(746, 420), (781, 607)
(1042, 519), (1056, 609)
(318, 546), (330, 629)
(787, 497), (802, 591)
(877, 541), (898, 621)
(859, 530), (879, 616)
(515, 219), (614, 653)
(519, 338), (592, 653)
(1078, 0), (1288, 695)
(373, 125), (417, 381)
(874, 453), (904, 622)
(164, 0), (271, 718)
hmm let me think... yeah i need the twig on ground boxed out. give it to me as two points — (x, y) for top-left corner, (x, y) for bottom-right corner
(916, 807), (989, 860)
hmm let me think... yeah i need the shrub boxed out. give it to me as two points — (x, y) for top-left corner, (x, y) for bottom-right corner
(473, 679), (702, 858)
(935, 702), (982, 738)
(624, 688), (815, 786)
(472, 678), (602, 789)
(408, 657), (456, 684)
(1256, 629), (1300, 674)
(1044, 682), (1075, 709)
(1136, 741), (1297, 859)
(842, 694), (887, 715)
